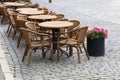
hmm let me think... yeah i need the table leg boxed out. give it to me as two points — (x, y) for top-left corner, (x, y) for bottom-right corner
(52, 28), (59, 54)
(52, 28), (69, 57)
(69, 32), (73, 56)
(69, 46), (73, 56)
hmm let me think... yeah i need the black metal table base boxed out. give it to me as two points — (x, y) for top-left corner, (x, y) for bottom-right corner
(59, 48), (69, 57)
(53, 48), (69, 57)
(44, 48), (69, 57)
(52, 28), (69, 57)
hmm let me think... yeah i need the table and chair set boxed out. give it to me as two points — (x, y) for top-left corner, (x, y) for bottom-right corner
(0, 1), (90, 66)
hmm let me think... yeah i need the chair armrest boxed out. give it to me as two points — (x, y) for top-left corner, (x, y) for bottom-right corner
(20, 27), (51, 37)
(59, 28), (75, 35)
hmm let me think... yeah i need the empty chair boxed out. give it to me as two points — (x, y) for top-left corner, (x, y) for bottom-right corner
(26, 21), (50, 34)
(7, 12), (17, 37)
(0, 6), (8, 24)
(6, 8), (16, 33)
(13, 14), (28, 40)
(12, 13), (19, 39)
(16, 15), (28, 48)
(25, 21), (38, 31)
(59, 20), (80, 40)
(52, 14), (65, 21)
(17, 14), (27, 21)
(68, 20), (82, 52)
(57, 26), (90, 63)
(20, 28), (52, 65)
(0, 3), (3, 17)
(68, 20), (80, 31)
(25, 21), (48, 42)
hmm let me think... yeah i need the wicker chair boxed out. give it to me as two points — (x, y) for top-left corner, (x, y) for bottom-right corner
(57, 26), (90, 63)
(11, 13), (28, 39)
(25, 21), (38, 30)
(20, 28), (52, 66)
(0, 3), (3, 17)
(6, 8), (16, 34)
(12, 13), (19, 39)
(26, 21), (49, 42)
(7, 12), (17, 37)
(17, 14), (27, 21)
(54, 14), (64, 21)
(59, 20), (80, 41)
(68, 20), (80, 32)
(16, 15), (28, 48)
(0, 5), (8, 24)
(67, 20), (82, 52)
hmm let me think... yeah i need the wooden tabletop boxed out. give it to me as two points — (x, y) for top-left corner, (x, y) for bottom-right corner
(19, 11), (44, 15)
(28, 15), (57, 20)
(16, 8), (38, 12)
(38, 21), (73, 29)
(4, 2), (25, 7)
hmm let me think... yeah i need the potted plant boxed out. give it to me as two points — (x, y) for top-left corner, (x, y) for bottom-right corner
(87, 27), (108, 56)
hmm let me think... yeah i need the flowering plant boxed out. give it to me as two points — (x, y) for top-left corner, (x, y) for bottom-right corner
(87, 27), (108, 39)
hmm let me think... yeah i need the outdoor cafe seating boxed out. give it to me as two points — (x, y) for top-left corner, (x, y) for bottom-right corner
(0, 0), (90, 65)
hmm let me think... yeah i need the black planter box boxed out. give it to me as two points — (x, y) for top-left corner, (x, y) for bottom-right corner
(87, 38), (105, 56)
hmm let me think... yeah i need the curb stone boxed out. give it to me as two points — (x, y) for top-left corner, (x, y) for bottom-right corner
(0, 45), (14, 80)
(0, 24), (23, 80)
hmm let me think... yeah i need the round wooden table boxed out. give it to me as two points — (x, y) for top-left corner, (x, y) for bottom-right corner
(19, 11), (44, 15)
(28, 15), (57, 21)
(4, 2), (25, 7)
(16, 8), (38, 12)
(39, 21), (73, 28)
(39, 21), (73, 56)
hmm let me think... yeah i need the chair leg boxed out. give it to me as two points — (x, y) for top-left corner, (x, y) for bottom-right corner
(28, 49), (32, 66)
(12, 29), (17, 40)
(57, 42), (60, 61)
(77, 46), (81, 63)
(17, 32), (22, 48)
(6, 24), (11, 33)
(1, 16), (5, 24)
(22, 46), (29, 62)
(79, 46), (83, 53)
(50, 47), (53, 62)
(57, 48), (60, 61)
(83, 43), (90, 60)
(8, 26), (12, 37)
(42, 47), (46, 58)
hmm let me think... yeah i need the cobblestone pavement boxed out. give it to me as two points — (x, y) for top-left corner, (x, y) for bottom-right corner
(0, 0), (120, 80)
